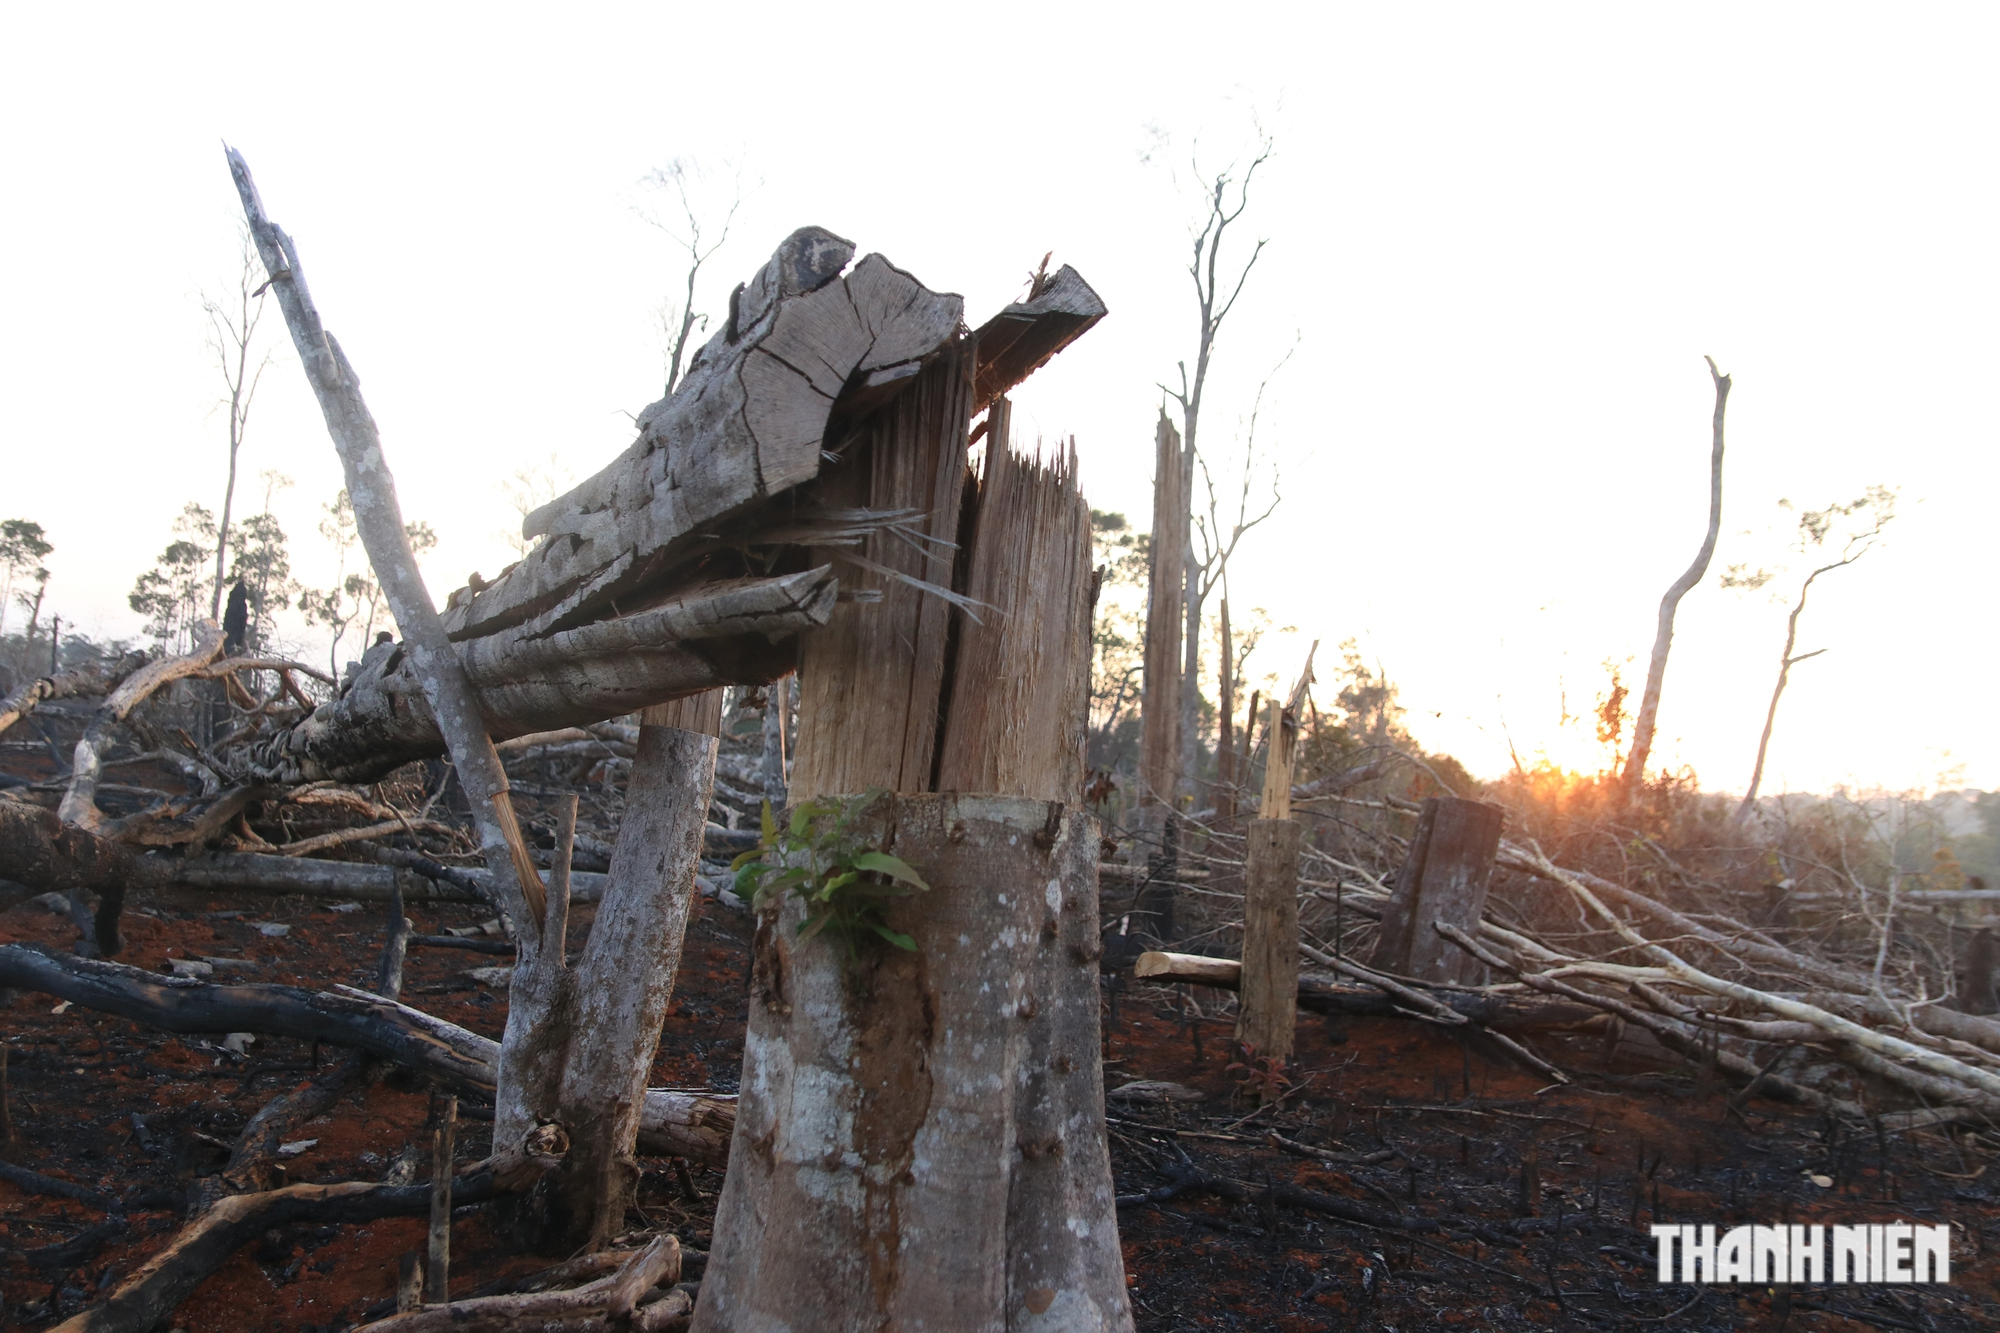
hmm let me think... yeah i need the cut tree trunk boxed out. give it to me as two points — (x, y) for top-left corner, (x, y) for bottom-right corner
(1237, 819), (1302, 1063)
(1370, 796), (1505, 984)
(696, 413), (1129, 1330)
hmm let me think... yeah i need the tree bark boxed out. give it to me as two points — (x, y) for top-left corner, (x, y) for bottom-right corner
(1370, 797), (1505, 985)
(548, 694), (721, 1249)
(1620, 357), (1728, 799)
(694, 799), (1126, 1332)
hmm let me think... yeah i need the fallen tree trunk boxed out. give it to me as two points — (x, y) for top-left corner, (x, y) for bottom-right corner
(0, 650), (148, 738)
(242, 570), (836, 785)
(0, 945), (733, 1164)
(1132, 951), (1603, 1031)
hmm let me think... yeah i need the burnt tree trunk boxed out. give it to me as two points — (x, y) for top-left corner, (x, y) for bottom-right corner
(695, 391), (1129, 1331)
(1370, 796), (1506, 984)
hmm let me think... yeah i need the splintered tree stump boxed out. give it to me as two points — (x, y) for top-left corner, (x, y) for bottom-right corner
(698, 797), (1124, 1329)
(1370, 796), (1506, 984)
(1237, 818), (1303, 1063)
(695, 390), (1128, 1330)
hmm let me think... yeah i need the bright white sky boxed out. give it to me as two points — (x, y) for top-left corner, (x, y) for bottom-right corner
(3, 4), (1992, 796)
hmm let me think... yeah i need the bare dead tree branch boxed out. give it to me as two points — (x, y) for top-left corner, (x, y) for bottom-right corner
(1621, 357), (1728, 799)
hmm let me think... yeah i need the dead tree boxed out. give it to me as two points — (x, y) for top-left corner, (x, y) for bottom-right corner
(696, 405), (1130, 1328)
(1371, 796), (1505, 985)
(1620, 357), (1728, 802)
(202, 233), (274, 622)
(1160, 133), (1274, 811)
(1731, 487), (1894, 823)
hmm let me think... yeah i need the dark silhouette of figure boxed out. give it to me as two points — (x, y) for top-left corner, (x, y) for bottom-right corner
(223, 580), (251, 654)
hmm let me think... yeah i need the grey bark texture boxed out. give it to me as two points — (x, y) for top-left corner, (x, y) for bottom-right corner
(549, 717), (719, 1247)
(693, 797), (1129, 1333)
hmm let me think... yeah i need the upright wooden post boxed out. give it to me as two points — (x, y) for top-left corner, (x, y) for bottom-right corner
(1237, 652), (1313, 1066)
(1371, 796), (1506, 984)
(695, 392), (1130, 1332)
(425, 1093), (457, 1305)
(1134, 410), (1186, 943)
(547, 687), (723, 1249)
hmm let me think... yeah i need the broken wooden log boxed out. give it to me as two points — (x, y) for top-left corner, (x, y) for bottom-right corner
(243, 569), (835, 785)
(350, 1235), (688, 1332)
(1133, 951), (1603, 1031)
(1371, 796), (1505, 984)
(48, 1159), (543, 1333)
(0, 649), (147, 738)
(56, 624), (226, 840)
(0, 945), (734, 1165)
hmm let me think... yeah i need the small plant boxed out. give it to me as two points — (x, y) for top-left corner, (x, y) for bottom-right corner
(1226, 1042), (1292, 1104)
(731, 788), (930, 965)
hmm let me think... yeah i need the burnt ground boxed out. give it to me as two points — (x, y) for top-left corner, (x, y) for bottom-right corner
(3, 882), (1999, 1332)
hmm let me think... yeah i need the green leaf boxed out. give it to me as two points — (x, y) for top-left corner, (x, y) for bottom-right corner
(760, 801), (777, 843)
(790, 803), (815, 839)
(869, 923), (918, 951)
(798, 912), (833, 941)
(729, 848), (764, 872)
(850, 851), (929, 891)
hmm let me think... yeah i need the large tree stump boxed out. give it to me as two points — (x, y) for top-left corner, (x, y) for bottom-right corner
(1370, 796), (1505, 984)
(695, 390), (1129, 1330)
(698, 797), (1121, 1329)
